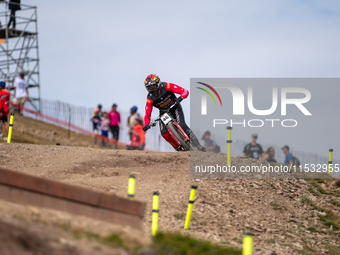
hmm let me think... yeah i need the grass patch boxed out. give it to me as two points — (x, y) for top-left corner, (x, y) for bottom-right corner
(296, 238), (317, 255)
(12, 213), (26, 221)
(70, 228), (243, 255)
(308, 187), (319, 196)
(152, 232), (241, 255)
(330, 199), (340, 208)
(265, 238), (275, 243)
(326, 244), (340, 255)
(335, 180), (340, 188)
(102, 233), (126, 248)
(271, 199), (282, 210)
(54, 222), (72, 231)
(174, 212), (185, 219)
(303, 238), (315, 248)
(327, 230), (340, 236)
(70, 229), (142, 254)
(301, 197), (316, 207)
(307, 180), (340, 197)
(219, 241), (232, 245)
(317, 210), (340, 231)
(296, 249), (314, 255)
(306, 226), (317, 233)
(232, 237), (243, 244)
(301, 197), (340, 231)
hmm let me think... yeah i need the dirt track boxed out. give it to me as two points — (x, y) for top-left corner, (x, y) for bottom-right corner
(1, 143), (340, 254)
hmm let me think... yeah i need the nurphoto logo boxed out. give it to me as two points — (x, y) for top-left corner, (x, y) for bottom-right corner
(197, 82), (312, 128)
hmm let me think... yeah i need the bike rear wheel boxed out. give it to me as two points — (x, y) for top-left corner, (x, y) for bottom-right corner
(168, 122), (191, 151)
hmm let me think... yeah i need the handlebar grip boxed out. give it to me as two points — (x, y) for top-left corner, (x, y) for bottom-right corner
(143, 125), (150, 132)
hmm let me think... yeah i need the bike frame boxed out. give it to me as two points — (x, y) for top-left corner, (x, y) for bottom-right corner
(148, 103), (191, 150)
(169, 122), (190, 141)
(167, 127), (181, 146)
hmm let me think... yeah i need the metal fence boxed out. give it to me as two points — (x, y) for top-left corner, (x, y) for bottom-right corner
(22, 98), (174, 152)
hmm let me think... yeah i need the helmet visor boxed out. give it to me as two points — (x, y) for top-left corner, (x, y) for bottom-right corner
(147, 84), (158, 91)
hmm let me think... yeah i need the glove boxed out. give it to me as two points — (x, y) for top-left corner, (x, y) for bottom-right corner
(176, 97), (183, 104)
(143, 125), (150, 132)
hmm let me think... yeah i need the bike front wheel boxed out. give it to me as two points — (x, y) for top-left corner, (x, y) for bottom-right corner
(167, 122), (191, 151)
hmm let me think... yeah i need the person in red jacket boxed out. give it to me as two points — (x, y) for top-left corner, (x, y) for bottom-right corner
(142, 74), (205, 151)
(0, 81), (11, 140)
(127, 117), (145, 150)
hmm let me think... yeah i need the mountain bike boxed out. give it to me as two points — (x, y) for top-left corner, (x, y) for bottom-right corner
(146, 103), (194, 151)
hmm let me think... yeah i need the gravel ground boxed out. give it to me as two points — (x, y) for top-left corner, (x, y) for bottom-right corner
(1, 143), (340, 254)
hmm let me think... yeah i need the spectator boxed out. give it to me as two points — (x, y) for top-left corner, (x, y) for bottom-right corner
(0, 81), (10, 141)
(127, 117), (145, 150)
(100, 112), (110, 146)
(108, 104), (123, 149)
(243, 133), (263, 160)
(90, 111), (101, 144)
(8, 0), (21, 29)
(13, 72), (29, 116)
(93, 104), (103, 118)
(202, 131), (217, 153)
(263, 147), (277, 163)
(282, 145), (294, 166)
(127, 105), (142, 140)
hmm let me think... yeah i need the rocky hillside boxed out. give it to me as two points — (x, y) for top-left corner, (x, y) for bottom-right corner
(0, 142), (339, 254)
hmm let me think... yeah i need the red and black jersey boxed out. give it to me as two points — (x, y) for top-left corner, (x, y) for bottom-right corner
(144, 82), (189, 126)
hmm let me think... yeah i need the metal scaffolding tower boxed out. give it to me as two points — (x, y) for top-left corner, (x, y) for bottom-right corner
(0, 2), (40, 112)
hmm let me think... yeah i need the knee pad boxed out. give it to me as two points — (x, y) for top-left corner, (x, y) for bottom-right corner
(162, 133), (179, 149)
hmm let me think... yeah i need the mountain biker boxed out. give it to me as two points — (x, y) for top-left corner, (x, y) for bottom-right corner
(142, 74), (206, 151)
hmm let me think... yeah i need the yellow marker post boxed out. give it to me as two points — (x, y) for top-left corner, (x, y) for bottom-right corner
(7, 113), (14, 144)
(152, 191), (159, 236)
(328, 149), (333, 175)
(184, 184), (197, 230)
(227, 126), (232, 166)
(242, 232), (253, 255)
(127, 174), (136, 200)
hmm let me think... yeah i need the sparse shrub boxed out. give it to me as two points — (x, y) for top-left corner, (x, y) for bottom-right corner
(174, 212), (185, 219)
(308, 187), (318, 196)
(307, 226), (317, 233)
(307, 180), (340, 197)
(335, 180), (340, 188)
(330, 199), (340, 208)
(271, 199), (282, 210)
(152, 232), (241, 255)
(232, 237), (243, 244)
(301, 197), (340, 231)
(265, 238), (275, 243)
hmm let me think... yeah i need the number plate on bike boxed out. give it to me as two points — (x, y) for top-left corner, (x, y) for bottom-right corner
(160, 113), (171, 124)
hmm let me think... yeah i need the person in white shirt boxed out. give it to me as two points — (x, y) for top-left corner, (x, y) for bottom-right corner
(14, 72), (29, 115)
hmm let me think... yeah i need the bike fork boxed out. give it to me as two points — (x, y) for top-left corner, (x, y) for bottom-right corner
(172, 122), (190, 141)
(166, 121), (191, 150)
(167, 128), (181, 147)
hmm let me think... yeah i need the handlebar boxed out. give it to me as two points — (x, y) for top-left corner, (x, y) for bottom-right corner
(147, 102), (178, 128)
